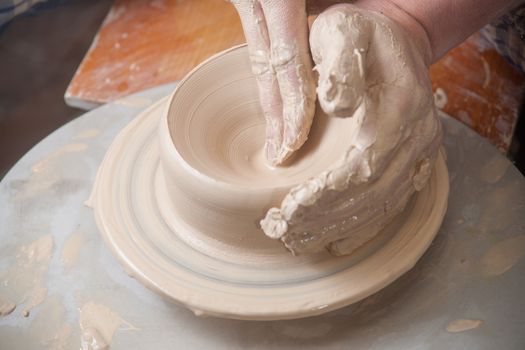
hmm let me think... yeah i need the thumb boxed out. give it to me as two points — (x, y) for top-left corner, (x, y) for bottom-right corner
(309, 5), (371, 118)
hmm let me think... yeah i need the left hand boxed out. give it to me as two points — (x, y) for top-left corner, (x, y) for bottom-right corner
(261, 4), (442, 255)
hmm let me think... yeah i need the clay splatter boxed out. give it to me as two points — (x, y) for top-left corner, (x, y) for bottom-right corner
(481, 235), (525, 277)
(479, 155), (509, 184)
(32, 143), (88, 173)
(446, 319), (483, 333)
(11, 143), (88, 200)
(481, 57), (491, 89)
(0, 295), (16, 316)
(61, 231), (88, 271)
(434, 87), (448, 109)
(28, 296), (74, 350)
(0, 234), (54, 316)
(74, 129), (101, 140)
(114, 96), (152, 108)
(79, 302), (135, 350)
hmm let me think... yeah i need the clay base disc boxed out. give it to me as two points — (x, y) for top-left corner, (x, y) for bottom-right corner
(91, 97), (449, 321)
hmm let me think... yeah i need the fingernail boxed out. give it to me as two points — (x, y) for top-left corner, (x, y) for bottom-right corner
(277, 145), (293, 165)
(283, 119), (305, 153)
(265, 140), (279, 164)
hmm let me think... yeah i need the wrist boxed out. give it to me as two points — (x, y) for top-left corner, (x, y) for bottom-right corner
(351, 0), (433, 65)
(382, 0), (523, 62)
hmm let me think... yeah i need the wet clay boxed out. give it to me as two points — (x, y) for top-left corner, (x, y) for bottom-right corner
(22, 286), (47, 317)
(446, 319), (483, 333)
(114, 96), (153, 109)
(90, 57), (449, 319)
(11, 143), (88, 200)
(32, 143), (88, 173)
(27, 296), (74, 350)
(434, 88), (448, 109)
(79, 302), (135, 350)
(481, 235), (525, 277)
(61, 231), (88, 271)
(479, 154), (509, 184)
(159, 42), (443, 261)
(48, 324), (72, 350)
(74, 129), (101, 140)
(0, 234), (54, 316)
(0, 295), (16, 316)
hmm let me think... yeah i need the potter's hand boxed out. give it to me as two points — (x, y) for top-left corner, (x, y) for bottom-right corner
(231, 0), (316, 165)
(260, 4), (442, 255)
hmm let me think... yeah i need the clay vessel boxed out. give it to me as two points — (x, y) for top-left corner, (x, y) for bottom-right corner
(90, 44), (448, 320)
(158, 45), (360, 258)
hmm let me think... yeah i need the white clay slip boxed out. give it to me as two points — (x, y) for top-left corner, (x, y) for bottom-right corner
(446, 319), (483, 333)
(0, 295), (16, 316)
(0, 234), (54, 317)
(61, 231), (88, 271)
(79, 302), (135, 350)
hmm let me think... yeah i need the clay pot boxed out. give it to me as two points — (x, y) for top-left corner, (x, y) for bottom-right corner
(158, 45), (357, 255)
(91, 44), (448, 320)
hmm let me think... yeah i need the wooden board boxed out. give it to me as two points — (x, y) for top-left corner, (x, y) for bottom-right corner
(65, 0), (244, 109)
(429, 33), (524, 153)
(65, 0), (524, 152)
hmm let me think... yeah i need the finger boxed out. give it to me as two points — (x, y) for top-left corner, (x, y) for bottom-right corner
(231, 0), (284, 163)
(260, 0), (317, 164)
(327, 130), (442, 256)
(262, 147), (412, 254)
(310, 4), (370, 118)
(265, 133), (437, 255)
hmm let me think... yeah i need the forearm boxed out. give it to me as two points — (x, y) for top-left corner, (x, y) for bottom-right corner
(352, 0), (522, 63)
(391, 0), (523, 61)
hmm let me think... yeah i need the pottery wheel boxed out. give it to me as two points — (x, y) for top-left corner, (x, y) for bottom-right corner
(90, 95), (449, 320)
(2, 82), (525, 349)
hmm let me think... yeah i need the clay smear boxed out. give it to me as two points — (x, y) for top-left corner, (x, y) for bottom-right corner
(74, 128), (101, 140)
(32, 143), (88, 173)
(0, 234), (54, 316)
(0, 294), (16, 316)
(79, 302), (135, 350)
(19, 235), (54, 315)
(274, 322), (332, 339)
(22, 285), (47, 316)
(61, 231), (87, 271)
(46, 324), (73, 350)
(434, 87), (448, 109)
(446, 319), (483, 333)
(29, 296), (73, 350)
(115, 96), (152, 108)
(12, 143), (88, 200)
(481, 235), (525, 277)
(479, 154), (509, 184)
(91, 44), (448, 319)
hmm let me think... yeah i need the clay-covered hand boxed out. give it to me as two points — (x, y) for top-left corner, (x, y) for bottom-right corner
(230, 0), (316, 165)
(261, 4), (442, 256)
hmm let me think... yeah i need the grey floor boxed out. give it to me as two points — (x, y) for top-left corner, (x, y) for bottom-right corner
(0, 0), (113, 179)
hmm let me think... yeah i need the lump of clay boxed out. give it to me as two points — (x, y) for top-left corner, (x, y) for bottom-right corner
(260, 5), (442, 256)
